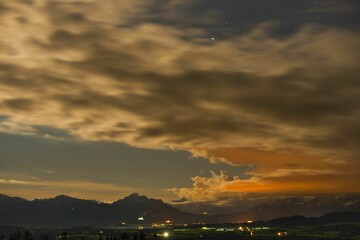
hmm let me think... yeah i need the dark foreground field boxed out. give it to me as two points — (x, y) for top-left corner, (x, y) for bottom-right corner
(1, 223), (360, 240)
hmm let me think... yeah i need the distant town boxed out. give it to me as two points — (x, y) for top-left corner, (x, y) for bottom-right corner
(1, 193), (360, 239)
(1, 219), (360, 240)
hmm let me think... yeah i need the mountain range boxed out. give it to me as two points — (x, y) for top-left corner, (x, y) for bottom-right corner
(0, 193), (359, 227)
(212, 194), (360, 222)
(260, 211), (360, 227)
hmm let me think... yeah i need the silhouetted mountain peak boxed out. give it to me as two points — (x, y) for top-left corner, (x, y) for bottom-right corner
(125, 193), (148, 200)
(0, 194), (27, 203)
(264, 211), (360, 227)
(54, 195), (77, 201)
(31, 195), (100, 208)
(114, 193), (165, 206)
(0, 194), (11, 200)
(36, 195), (83, 205)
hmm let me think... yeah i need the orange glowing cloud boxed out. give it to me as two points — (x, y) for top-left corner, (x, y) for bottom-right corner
(171, 147), (360, 202)
(170, 167), (360, 203)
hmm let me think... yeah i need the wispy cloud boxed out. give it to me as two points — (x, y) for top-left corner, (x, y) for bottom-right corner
(0, 177), (137, 201)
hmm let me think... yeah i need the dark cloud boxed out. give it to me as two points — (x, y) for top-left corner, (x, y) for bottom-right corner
(2, 98), (35, 111)
(172, 198), (188, 203)
(0, 2), (9, 12)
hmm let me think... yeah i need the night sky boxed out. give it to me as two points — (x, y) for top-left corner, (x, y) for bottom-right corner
(0, 0), (359, 204)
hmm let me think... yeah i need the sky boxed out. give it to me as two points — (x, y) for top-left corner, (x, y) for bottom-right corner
(0, 0), (359, 204)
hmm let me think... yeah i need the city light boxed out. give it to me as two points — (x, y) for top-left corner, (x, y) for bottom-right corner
(163, 232), (169, 238)
(277, 232), (288, 236)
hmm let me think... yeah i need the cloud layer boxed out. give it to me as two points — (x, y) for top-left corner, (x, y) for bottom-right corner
(1, 0), (359, 200)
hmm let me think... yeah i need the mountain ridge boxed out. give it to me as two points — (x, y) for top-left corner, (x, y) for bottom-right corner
(0, 193), (359, 226)
(256, 211), (360, 227)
